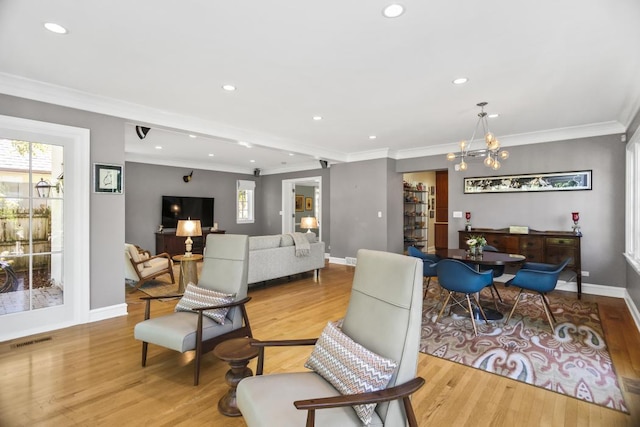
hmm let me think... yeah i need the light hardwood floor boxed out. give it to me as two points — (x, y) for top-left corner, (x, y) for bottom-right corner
(1, 262), (639, 426)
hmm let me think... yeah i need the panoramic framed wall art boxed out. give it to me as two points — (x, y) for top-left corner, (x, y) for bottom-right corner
(464, 170), (592, 194)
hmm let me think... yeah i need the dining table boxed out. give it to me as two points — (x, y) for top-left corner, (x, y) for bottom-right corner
(434, 248), (526, 320)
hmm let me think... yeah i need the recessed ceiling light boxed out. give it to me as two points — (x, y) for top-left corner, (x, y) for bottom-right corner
(222, 84), (236, 91)
(249, 159), (256, 163)
(369, 135), (377, 140)
(154, 146), (162, 150)
(383, 4), (405, 18)
(189, 134), (197, 138)
(238, 141), (252, 148)
(488, 113), (499, 118)
(208, 153), (214, 157)
(313, 116), (323, 121)
(288, 153), (295, 156)
(452, 77), (468, 85)
(44, 22), (68, 34)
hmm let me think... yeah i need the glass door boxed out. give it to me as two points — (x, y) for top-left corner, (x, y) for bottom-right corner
(0, 139), (64, 315)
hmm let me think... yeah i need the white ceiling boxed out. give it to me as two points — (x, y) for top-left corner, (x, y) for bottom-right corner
(1, 1), (639, 175)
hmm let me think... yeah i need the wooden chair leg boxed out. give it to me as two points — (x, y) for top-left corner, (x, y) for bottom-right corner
(540, 293), (557, 323)
(436, 292), (452, 322)
(506, 289), (524, 324)
(402, 396), (420, 427)
(473, 294), (488, 322)
(538, 293), (555, 332)
(141, 342), (148, 367)
(466, 294), (479, 336)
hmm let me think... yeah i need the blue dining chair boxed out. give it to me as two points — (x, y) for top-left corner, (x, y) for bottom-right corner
(407, 246), (441, 299)
(479, 245), (504, 307)
(505, 258), (572, 331)
(435, 259), (494, 336)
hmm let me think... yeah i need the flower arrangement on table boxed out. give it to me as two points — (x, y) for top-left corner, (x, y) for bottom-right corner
(466, 235), (487, 255)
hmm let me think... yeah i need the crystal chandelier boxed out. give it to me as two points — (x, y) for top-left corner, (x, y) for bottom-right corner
(446, 102), (509, 171)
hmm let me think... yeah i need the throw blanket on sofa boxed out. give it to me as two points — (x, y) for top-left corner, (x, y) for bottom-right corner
(289, 232), (311, 257)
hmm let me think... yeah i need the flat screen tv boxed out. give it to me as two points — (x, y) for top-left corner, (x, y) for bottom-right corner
(162, 196), (214, 229)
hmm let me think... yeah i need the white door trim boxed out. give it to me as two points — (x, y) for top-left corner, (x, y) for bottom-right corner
(0, 114), (90, 341)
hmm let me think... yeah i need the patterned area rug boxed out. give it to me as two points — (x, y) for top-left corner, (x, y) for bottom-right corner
(420, 283), (628, 413)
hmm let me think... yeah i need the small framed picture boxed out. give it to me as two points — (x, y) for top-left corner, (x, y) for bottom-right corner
(94, 163), (123, 194)
(295, 195), (304, 212)
(305, 197), (313, 211)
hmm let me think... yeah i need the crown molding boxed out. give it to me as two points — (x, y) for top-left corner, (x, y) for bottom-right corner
(1, 72), (628, 170)
(395, 120), (626, 160)
(0, 72), (347, 164)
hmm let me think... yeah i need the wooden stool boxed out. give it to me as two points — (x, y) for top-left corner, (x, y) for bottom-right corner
(213, 337), (259, 417)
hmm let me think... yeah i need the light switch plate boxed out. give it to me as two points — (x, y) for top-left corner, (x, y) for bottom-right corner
(453, 211), (463, 218)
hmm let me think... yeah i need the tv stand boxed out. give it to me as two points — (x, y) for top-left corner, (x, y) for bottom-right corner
(156, 230), (226, 257)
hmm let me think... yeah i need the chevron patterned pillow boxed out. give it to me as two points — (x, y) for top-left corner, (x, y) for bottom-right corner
(304, 321), (398, 424)
(175, 283), (235, 324)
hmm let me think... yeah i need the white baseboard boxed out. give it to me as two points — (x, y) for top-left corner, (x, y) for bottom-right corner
(329, 257), (348, 265)
(88, 303), (128, 323)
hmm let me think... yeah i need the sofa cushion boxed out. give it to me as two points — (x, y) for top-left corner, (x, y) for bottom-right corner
(175, 283), (235, 324)
(249, 235), (282, 251)
(304, 321), (397, 425)
(280, 234), (294, 247)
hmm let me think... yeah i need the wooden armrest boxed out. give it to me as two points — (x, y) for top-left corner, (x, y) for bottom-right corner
(250, 338), (318, 348)
(191, 296), (251, 312)
(140, 294), (183, 301)
(294, 377), (425, 410)
(251, 337), (319, 376)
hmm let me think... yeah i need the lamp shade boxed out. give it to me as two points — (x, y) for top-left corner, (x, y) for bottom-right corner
(300, 216), (318, 230)
(176, 219), (202, 237)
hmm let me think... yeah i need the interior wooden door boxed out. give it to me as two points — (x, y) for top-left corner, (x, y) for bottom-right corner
(434, 170), (448, 249)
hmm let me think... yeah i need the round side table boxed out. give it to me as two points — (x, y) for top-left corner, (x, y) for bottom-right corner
(172, 254), (203, 293)
(213, 337), (260, 417)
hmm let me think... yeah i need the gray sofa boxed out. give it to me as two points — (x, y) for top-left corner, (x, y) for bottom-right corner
(248, 233), (325, 285)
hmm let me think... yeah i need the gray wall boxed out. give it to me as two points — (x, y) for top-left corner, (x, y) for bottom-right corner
(398, 134), (627, 288)
(330, 158), (399, 258)
(258, 168), (331, 244)
(125, 162), (260, 252)
(0, 94), (125, 309)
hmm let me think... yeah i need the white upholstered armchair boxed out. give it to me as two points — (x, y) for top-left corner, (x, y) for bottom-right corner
(236, 249), (425, 427)
(133, 234), (252, 385)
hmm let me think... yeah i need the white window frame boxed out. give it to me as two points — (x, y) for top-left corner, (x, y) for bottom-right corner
(625, 129), (640, 274)
(237, 179), (255, 224)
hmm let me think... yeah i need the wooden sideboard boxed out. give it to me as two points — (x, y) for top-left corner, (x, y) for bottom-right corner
(156, 230), (226, 257)
(458, 228), (582, 298)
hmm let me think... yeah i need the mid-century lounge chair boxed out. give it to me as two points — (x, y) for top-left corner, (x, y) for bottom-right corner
(124, 243), (174, 291)
(134, 234), (252, 385)
(236, 249), (425, 427)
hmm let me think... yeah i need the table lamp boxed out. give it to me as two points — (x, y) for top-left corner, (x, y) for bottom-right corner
(300, 216), (318, 233)
(176, 218), (202, 257)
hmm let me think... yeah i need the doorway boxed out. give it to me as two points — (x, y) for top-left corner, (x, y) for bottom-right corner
(281, 177), (322, 240)
(0, 115), (90, 342)
(402, 169), (448, 252)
